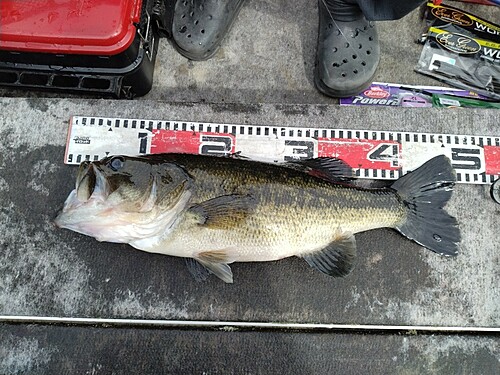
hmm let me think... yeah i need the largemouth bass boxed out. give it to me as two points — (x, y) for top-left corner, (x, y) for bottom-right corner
(55, 154), (460, 283)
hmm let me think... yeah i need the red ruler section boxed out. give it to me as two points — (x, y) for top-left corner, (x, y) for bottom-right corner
(317, 138), (400, 171)
(65, 116), (500, 185)
(151, 130), (236, 155)
(484, 146), (500, 176)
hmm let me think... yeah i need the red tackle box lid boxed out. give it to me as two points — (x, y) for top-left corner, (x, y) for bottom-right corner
(0, 0), (143, 55)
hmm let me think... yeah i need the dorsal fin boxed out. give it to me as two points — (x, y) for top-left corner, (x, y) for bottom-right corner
(285, 158), (354, 183)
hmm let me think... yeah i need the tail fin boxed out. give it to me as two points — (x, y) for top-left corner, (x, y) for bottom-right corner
(391, 155), (460, 256)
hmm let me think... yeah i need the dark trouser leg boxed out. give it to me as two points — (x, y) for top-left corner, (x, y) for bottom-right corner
(355, 0), (426, 21)
(315, 0), (425, 98)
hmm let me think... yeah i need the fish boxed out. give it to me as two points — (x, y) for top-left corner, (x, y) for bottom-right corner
(54, 153), (460, 283)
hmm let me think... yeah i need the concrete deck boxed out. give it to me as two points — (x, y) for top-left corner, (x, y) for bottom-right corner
(0, 1), (499, 373)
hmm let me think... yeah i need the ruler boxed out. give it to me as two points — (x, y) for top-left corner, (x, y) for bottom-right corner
(65, 116), (500, 185)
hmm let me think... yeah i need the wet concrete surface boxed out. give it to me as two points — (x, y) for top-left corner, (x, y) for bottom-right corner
(1, 323), (499, 374)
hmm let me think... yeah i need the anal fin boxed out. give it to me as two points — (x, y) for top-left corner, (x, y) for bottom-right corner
(301, 234), (357, 277)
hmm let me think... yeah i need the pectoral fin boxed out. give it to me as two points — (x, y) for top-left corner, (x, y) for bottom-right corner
(301, 234), (356, 277)
(189, 194), (255, 229)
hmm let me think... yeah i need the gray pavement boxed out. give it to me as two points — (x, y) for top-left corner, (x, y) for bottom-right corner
(1, 324), (499, 374)
(1, 0), (499, 373)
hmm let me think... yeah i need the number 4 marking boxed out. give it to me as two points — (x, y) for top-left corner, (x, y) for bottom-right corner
(367, 144), (400, 167)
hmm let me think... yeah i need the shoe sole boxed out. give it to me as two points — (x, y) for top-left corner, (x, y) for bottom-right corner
(314, 67), (375, 98)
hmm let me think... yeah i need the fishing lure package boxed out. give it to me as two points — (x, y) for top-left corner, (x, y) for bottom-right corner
(450, 0), (500, 5)
(432, 93), (500, 108)
(339, 82), (487, 107)
(416, 2), (500, 100)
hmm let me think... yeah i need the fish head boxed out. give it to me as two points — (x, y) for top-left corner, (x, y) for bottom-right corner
(54, 155), (191, 243)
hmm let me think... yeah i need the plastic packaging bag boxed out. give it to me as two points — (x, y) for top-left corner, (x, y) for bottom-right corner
(416, 2), (500, 100)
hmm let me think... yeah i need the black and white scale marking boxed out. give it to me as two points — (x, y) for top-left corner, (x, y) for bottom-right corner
(65, 116), (500, 185)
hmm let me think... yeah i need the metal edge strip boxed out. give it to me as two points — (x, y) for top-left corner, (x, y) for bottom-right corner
(0, 316), (499, 334)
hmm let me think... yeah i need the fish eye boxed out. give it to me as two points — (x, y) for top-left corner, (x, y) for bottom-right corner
(109, 156), (125, 171)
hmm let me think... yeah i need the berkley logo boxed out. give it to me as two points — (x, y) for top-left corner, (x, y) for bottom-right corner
(363, 86), (390, 99)
(436, 32), (481, 54)
(74, 136), (90, 144)
(431, 7), (473, 27)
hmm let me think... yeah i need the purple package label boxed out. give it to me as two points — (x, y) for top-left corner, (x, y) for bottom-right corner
(340, 83), (485, 107)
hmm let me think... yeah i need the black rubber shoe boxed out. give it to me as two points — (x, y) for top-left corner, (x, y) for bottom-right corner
(314, 0), (380, 98)
(172, 0), (246, 61)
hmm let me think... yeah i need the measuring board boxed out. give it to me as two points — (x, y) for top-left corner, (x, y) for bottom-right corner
(65, 116), (500, 185)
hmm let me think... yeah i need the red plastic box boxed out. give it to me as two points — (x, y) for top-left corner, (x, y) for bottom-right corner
(0, 0), (167, 98)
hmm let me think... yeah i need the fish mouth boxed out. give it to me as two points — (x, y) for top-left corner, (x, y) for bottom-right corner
(75, 162), (109, 204)
(75, 161), (95, 202)
(54, 161), (110, 228)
